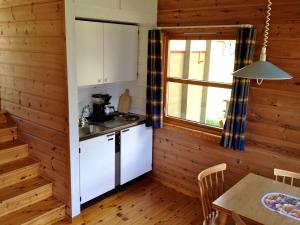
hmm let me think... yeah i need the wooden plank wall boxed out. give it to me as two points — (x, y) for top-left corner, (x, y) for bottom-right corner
(0, 0), (70, 212)
(154, 0), (300, 197)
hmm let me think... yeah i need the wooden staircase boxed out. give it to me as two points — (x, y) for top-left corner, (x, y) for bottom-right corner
(0, 113), (65, 225)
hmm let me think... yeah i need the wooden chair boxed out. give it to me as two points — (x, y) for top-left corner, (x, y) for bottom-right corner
(274, 168), (300, 186)
(197, 163), (227, 225)
(232, 212), (247, 225)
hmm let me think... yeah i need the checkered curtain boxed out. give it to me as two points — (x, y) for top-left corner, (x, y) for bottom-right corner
(146, 30), (163, 129)
(220, 27), (257, 151)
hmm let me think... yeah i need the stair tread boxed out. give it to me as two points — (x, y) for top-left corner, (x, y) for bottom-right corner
(0, 197), (65, 225)
(0, 158), (39, 175)
(0, 176), (51, 202)
(0, 140), (27, 151)
(0, 119), (16, 129)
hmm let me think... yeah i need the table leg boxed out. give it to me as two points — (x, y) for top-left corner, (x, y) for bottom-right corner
(218, 212), (228, 225)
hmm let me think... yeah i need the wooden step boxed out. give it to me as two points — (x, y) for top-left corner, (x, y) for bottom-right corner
(0, 197), (65, 225)
(0, 157), (40, 189)
(0, 119), (17, 143)
(0, 177), (52, 217)
(0, 110), (7, 124)
(0, 140), (28, 165)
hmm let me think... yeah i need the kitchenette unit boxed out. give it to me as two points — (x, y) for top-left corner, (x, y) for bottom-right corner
(64, 0), (157, 216)
(79, 113), (152, 204)
(75, 18), (153, 205)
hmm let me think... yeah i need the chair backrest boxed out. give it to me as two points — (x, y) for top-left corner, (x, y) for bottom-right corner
(197, 163), (227, 224)
(232, 211), (247, 225)
(274, 168), (300, 186)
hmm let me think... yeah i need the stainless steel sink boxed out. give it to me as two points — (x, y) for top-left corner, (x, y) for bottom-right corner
(79, 113), (145, 140)
(79, 125), (108, 137)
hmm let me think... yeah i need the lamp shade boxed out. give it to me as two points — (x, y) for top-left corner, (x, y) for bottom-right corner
(232, 61), (292, 80)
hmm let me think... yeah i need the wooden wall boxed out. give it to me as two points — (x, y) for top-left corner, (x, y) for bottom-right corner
(0, 0), (70, 211)
(154, 0), (300, 197)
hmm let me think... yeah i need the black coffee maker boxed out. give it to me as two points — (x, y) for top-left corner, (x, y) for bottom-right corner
(90, 94), (112, 121)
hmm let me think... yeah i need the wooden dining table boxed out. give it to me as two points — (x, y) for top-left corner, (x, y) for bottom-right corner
(212, 173), (300, 225)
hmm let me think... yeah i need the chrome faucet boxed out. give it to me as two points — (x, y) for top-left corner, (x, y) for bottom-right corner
(79, 105), (90, 127)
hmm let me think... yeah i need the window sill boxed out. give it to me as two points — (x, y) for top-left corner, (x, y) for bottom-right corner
(163, 116), (222, 137)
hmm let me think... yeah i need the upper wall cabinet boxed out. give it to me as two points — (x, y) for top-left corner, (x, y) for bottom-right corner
(103, 23), (138, 84)
(76, 20), (104, 86)
(75, 20), (138, 86)
(74, 0), (157, 25)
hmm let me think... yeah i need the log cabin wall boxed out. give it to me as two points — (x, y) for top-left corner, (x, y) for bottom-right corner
(155, 0), (300, 197)
(0, 0), (70, 212)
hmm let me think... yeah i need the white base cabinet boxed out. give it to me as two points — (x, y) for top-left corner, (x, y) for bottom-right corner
(79, 133), (115, 203)
(120, 124), (153, 185)
(79, 123), (153, 203)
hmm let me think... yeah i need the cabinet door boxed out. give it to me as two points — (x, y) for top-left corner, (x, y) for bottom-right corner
(103, 23), (138, 83)
(76, 20), (104, 86)
(120, 124), (152, 185)
(80, 133), (115, 203)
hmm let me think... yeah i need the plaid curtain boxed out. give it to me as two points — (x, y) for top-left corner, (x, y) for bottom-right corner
(220, 27), (257, 151)
(146, 30), (163, 129)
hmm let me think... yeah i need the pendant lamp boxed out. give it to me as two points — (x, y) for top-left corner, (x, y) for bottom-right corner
(232, 0), (293, 85)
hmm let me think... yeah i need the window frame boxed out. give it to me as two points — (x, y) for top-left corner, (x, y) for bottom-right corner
(162, 28), (237, 135)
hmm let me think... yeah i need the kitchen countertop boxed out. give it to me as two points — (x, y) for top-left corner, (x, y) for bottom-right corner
(79, 113), (147, 141)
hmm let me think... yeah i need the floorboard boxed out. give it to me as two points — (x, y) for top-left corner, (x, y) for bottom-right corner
(55, 176), (202, 225)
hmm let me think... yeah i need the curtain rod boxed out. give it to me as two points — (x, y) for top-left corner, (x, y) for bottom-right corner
(157, 24), (253, 29)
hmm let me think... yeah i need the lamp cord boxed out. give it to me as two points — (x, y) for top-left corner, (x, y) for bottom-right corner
(263, 0), (272, 49)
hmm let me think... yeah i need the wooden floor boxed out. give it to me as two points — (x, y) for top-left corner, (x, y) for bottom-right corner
(55, 176), (202, 225)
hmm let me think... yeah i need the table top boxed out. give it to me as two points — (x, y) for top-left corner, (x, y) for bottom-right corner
(213, 173), (300, 225)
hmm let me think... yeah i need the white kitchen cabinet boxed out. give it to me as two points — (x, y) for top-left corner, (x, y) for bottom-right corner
(104, 23), (138, 83)
(75, 20), (138, 86)
(75, 20), (104, 86)
(75, 0), (157, 25)
(120, 124), (153, 185)
(79, 133), (115, 203)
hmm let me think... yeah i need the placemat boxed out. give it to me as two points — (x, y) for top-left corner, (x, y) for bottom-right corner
(261, 192), (300, 221)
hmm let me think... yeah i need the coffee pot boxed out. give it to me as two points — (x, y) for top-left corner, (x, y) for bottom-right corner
(91, 94), (112, 116)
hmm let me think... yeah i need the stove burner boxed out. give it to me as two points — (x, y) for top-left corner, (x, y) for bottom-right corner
(88, 114), (115, 123)
(88, 112), (139, 123)
(124, 115), (139, 121)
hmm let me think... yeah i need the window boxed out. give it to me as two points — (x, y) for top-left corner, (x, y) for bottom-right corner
(163, 30), (236, 132)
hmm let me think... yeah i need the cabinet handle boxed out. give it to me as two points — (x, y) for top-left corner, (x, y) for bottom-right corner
(107, 138), (114, 141)
(98, 79), (102, 83)
(106, 133), (114, 137)
(122, 129), (130, 133)
(104, 77), (108, 82)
